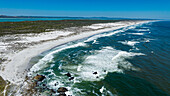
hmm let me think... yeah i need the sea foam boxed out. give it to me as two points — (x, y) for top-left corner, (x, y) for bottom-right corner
(63, 46), (144, 81)
(119, 40), (140, 46)
(128, 33), (144, 35)
(28, 42), (86, 75)
(84, 24), (138, 43)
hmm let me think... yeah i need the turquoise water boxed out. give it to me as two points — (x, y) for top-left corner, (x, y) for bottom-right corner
(28, 21), (170, 96)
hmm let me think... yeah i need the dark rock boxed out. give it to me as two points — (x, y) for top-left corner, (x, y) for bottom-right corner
(57, 87), (68, 93)
(93, 72), (97, 75)
(65, 72), (71, 77)
(69, 77), (74, 81)
(54, 83), (57, 86)
(50, 89), (56, 93)
(96, 76), (99, 78)
(104, 70), (106, 72)
(33, 75), (46, 81)
(58, 93), (66, 96)
(42, 84), (46, 86)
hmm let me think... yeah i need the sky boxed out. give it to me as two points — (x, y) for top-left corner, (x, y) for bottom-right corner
(0, 0), (170, 19)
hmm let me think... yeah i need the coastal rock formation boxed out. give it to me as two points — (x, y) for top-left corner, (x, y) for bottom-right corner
(50, 89), (56, 93)
(58, 93), (66, 96)
(33, 75), (46, 81)
(57, 87), (68, 93)
(93, 72), (98, 75)
(65, 72), (71, 77)
(57, 87), (68, 96)
(69, 77), (74, 81)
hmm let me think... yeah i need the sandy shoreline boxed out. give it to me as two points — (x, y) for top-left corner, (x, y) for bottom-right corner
(0, 20), (151, 85)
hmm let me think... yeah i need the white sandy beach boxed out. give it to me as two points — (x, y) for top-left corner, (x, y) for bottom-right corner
(0, 20), (150, 85)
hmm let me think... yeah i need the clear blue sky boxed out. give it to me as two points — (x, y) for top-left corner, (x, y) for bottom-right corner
(0, 0), (170, 19)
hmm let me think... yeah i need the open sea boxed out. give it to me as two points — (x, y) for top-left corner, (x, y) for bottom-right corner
(0, 17), (149, 22)
(28, 21), (170, 96)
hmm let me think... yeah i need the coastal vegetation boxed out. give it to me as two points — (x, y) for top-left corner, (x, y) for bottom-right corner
(0, 20), (121, 36)
(0, 76), (6, 95)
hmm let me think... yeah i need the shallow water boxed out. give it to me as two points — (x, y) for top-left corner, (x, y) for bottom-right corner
(28, 21), (170, 96)
(0, 18), (68, 22)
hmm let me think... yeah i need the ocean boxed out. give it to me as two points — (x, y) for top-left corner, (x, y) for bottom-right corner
(28, 21), (170, 96)
(0, 17), (149, 22)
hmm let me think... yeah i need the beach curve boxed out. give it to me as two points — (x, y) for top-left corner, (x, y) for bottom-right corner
(0, 20), (151, 86)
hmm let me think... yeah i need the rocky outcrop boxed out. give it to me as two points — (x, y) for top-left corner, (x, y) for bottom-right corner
(69, 77), (74, 81)
(65, 72), (71, 77)
(93, 72), (98, 75)
(58, 93), (66, 96)
(50, 89), (56, 93)
(57, 87), (68, 96)
(33, 75), (46, 81)
(57, 87), (68, 93)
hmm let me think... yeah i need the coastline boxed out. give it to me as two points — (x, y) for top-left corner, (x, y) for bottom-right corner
(0, 20), (151, 91)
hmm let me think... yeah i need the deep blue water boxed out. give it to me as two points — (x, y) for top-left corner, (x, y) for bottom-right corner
(0, 17), (150, 22)
(28, 21), (170, 96)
